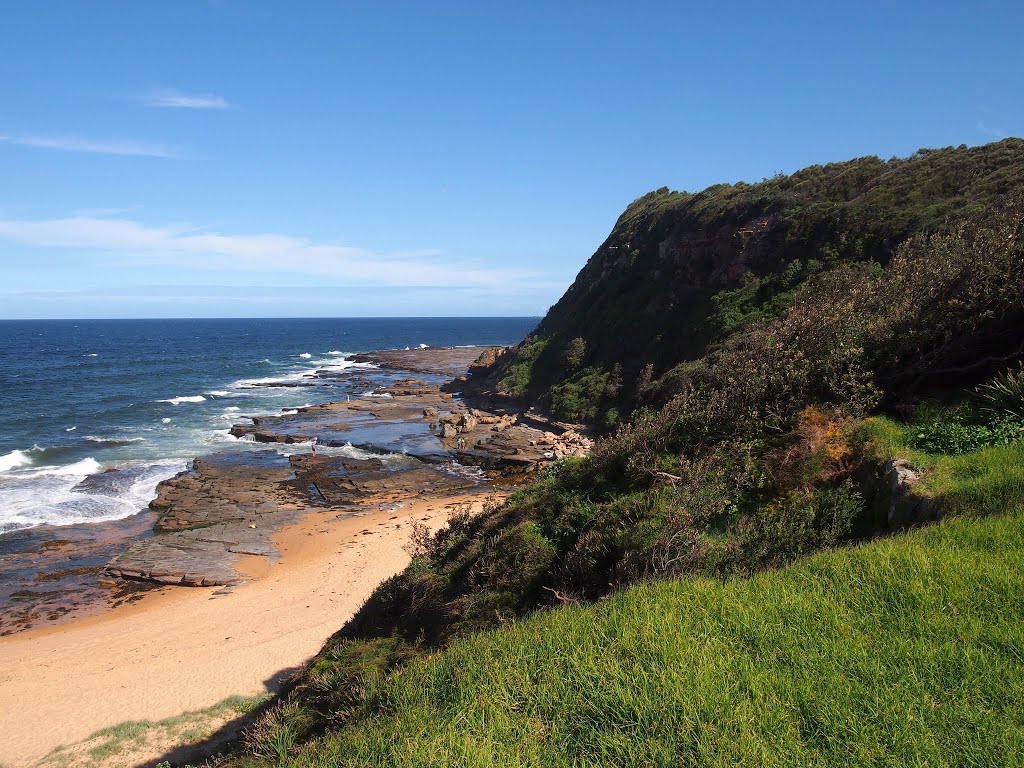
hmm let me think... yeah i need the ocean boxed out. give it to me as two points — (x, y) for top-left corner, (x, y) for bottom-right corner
(0, 317), (537, 535)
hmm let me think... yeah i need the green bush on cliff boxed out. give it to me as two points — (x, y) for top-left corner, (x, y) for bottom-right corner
(486, 139), (1024, 425)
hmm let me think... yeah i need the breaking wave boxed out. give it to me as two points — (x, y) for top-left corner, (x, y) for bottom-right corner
(0, 449), (33, 473)
(158, 395), (207, 405)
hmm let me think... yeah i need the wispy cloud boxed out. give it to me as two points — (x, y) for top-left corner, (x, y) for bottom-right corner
(977, 120), (1009, 140)
(0, 133), (177, 158)
(144, 88), (233, 110)
(0, 215), (538, 289)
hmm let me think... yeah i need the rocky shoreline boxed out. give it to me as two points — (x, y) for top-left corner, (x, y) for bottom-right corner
(104, 347), (592, 589)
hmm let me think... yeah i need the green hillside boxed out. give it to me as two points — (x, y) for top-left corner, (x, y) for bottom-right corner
(203, 140), (1024, 767)
(226, 434), (1024, 767)
(471, 138), (1024, 426)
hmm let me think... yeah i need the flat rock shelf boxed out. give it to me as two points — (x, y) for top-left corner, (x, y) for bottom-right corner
(104, 347), (593, 588)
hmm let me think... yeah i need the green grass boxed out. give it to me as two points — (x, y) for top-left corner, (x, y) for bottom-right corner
(277, 509), (1024, 767)
(854, 416), (1024, 517)
(40, 694), (269, 766)
(227, 438), (1024, 767)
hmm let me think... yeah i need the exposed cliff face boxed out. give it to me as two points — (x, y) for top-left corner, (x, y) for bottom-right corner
(481, 138), (1024, 426)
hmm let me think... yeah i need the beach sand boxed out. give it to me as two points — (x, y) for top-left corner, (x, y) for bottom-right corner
(0, 491), (503, 767)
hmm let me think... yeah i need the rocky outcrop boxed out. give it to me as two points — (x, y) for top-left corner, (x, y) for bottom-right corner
(106, 347), (593, 588)
(877, 459), (933, 528)
(106, 452), (307, 586)
(106, 451), (483, 587)
(348, 347), (501, 377)
(860, 457), (934, 534)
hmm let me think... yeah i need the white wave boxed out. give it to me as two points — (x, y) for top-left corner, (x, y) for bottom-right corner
(359, 391), (393, 399)
(298, 352), (312, 359)
(0, 449), (33, 472)
(158, 395), (207, 405)
(223, 406), (241, 412)
(281, 409), (299, 415)
(419, 343), (429, 349)
(66, 426), (77, 432)
(83, 435), (145, 444)
(85, 353), (98, 357)
(327, 350), (345, 355)
(232, 369), (313, 388)
(29, 457), (104, 477)
(161, 417), (172, 424)
(325, 442), (389, 461)
(206, 390), (231, 397)
(0, 459), (185, 534)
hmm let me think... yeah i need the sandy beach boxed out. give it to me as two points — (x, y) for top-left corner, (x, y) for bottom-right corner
(0, 491), (504, 767)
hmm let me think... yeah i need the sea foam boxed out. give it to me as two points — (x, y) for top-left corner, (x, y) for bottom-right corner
(29, 457), (104, 477)
(0, 449), (33, 473)
(83, 436), (145, 446)
(0, 459), (184, 534)
(158, 395), (207, 405)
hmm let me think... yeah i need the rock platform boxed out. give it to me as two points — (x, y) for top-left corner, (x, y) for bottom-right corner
(104, 347), (592, 588)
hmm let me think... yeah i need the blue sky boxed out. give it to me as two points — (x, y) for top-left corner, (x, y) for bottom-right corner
(1, 1), (1021, 319)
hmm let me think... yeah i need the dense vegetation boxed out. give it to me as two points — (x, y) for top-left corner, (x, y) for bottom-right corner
(474, 138), (1024, 426)
(242, 452), (1024, 767)
(216, 418), (1024, 767)
(203, 140), (1024, 767)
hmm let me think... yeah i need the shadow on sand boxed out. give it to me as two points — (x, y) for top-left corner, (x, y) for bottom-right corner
(140, 665), (302, 768)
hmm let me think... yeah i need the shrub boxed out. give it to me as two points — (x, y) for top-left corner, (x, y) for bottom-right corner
(547, 368), (609, 422)
(732, 482), (864, 570)
(909, 406), (1024, 455)
(563, 337), (587, 369)
(977, 362), (1024, 419)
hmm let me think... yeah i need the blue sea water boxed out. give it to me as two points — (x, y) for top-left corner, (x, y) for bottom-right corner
(0, 317), (537, 534)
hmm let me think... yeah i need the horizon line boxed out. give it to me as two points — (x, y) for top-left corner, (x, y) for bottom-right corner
(0, 315), (545, 321)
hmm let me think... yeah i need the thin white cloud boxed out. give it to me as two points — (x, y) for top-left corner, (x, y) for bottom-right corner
(144, 89), (233, 110)
(0, 215), (538, 289)
(977, 120), (1009, 140)
(0, 133), (177, 158)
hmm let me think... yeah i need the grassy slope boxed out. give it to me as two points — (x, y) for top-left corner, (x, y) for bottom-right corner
(204, 143), (1024, 766)
(249, 439), (1024, 767)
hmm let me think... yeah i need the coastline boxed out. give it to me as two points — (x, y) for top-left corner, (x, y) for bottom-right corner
(0, 344), (586, 766)
(0, 488), (505, 766)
